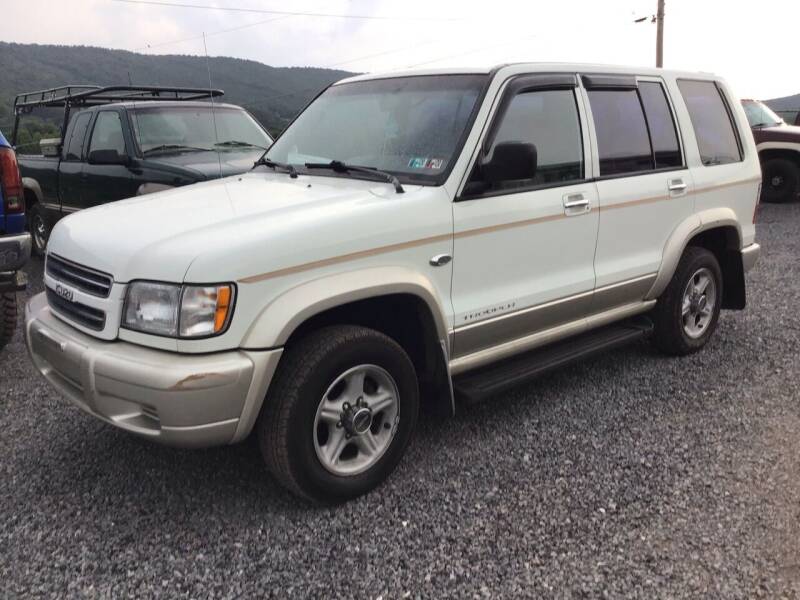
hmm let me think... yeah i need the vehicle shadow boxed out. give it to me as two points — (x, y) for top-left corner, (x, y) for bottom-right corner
(27, 339), (662, 521)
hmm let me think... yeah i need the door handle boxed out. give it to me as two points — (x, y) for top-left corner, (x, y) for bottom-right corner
(563, 193), (590, 213)
(429, 254), (452, 267)
(668, 179), (687, 192)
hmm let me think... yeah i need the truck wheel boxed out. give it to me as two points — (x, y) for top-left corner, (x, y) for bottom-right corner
(0, 292), (18, 351)
(29, 204), (51, 256)
(651, 246), (723, 356)
(761, 158), (799, 203)
(258, 325), (419, 504)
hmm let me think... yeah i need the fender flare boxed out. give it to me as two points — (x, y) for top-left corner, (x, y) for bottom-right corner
(646, 208), (742, 300)
(21, 177), (43, 204)
(240, 266), (452, 351)
(756, 141), (800, 154)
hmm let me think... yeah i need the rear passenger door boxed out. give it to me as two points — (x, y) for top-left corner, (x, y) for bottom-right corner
(451, 74), (599, 359)
(582, 74), (693, 311)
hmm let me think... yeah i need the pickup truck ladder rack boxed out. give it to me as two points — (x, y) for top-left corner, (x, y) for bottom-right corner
(11, 85), (224, 145)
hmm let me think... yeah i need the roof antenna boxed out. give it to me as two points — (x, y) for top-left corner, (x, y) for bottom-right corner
(202, 32), (223, 179)
(128, 69), (144, 159)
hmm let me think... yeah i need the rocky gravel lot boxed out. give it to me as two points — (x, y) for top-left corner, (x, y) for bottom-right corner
(1, 202), (799, 599)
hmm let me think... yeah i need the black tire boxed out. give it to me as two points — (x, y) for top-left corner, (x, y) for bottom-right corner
(28, 203), (51, 257)
(0, 292), (18, 351)
(257, 325), (419, 504)
(761, 158), (799, 203)
(652, 246), (723, 356)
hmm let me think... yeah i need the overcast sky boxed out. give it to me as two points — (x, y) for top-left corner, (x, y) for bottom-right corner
(4, 0), (798, 99)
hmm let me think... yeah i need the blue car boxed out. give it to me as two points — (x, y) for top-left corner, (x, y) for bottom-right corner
(0, 129), (31, 349)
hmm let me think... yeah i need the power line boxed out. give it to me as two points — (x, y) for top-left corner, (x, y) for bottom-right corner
(134, 15), (290, 52)
(404, 34), (538, 69)
(112, 0), (465, 22)
(239, 34), (540, 110)
(325, 38), (441, 69)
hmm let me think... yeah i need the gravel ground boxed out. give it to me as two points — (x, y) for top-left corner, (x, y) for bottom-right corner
(1, 202), (799, 599)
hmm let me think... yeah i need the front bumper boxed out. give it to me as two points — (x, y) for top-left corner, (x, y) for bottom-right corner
(0, 232), (31, 273)
(741, 243), (761, 273)
(24, 292), (282, 448)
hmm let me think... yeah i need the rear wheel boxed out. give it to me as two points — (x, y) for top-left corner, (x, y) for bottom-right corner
(652, 246), (723, 356)
(0, 292), (18, 351)
(761, 158), (799, 203)
(28, 204), (50, 257)
(258, 325), (419, 504)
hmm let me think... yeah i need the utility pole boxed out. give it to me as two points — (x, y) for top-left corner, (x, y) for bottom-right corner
(655, 0), (665, 68)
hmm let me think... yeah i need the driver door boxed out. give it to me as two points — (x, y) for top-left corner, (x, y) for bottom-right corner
(81, 110), (138, 207)
(451, 74), (599, 359)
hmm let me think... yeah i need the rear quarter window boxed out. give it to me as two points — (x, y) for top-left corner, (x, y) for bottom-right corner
(677, 79), (743, 166)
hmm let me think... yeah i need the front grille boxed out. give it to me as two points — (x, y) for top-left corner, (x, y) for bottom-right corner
(46, 288), (107, 331)
(46, 254), (113, 298)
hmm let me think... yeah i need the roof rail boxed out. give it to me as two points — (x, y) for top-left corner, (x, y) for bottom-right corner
(13, 85), (224, 113)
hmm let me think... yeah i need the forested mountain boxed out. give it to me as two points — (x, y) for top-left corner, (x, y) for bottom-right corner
(765, 93), (800, 111)
(765, 93), (800, 125)
(0, 42), (355, 137)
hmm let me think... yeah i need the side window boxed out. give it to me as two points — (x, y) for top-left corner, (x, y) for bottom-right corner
(88, 111), (126, 156)
(638, 81), (682, 169)
(63, 112), (91, 161)
(587, 89), (652, 176)
(467, 88), (584, 195)
(677, 79), (742, 166)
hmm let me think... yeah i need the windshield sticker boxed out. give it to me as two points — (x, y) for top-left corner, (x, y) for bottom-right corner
(408, 157), (444, 170)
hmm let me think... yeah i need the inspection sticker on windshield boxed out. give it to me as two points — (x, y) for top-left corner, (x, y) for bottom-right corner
(408, 157), (444, 170)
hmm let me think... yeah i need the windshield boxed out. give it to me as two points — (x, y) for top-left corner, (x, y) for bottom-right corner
(742, 100), (783, 127)
(130, 105), (272, 154)
(265, 74), (487, 184)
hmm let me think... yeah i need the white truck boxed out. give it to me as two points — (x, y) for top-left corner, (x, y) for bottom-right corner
(24, 64), (761, 503)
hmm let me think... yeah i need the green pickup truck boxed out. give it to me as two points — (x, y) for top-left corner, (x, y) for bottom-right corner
(12, 86), (273, 255)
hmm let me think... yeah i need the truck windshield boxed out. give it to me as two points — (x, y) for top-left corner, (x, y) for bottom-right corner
(130, 106), (272, 155)
(742, 100), (783, 128)
(264, 74), (487, 184)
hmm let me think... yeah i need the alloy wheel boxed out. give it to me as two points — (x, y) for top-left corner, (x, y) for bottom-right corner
(313, 364), (400, 476)
(681, 267), (717, 339)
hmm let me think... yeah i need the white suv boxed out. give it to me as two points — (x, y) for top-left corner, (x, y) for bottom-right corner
(25, 64), (761, 503)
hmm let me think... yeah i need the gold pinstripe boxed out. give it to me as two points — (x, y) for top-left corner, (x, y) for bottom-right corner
(238, 176), (760, 284)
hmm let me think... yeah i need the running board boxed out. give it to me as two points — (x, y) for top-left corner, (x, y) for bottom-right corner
(452, 317), (653, 404)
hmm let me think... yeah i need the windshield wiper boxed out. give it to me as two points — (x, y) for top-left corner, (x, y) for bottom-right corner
(304, 160), (404, 193)
(215, 140), (267, 150)
(253, 156), (298, 178)
(143, 144), (210, 156)
(751, 122), (780, 129)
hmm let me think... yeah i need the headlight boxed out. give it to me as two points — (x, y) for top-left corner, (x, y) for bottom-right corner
(122, 281), (235, 338)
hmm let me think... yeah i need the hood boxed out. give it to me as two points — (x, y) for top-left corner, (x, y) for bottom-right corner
(145, 148), (264, 179)
(753, 123), (800, 144)
(47, 171), (429, 283)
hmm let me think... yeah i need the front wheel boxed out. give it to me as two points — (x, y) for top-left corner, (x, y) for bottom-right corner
(761, 158), (799, 203)
(28, 204), (51, 257)
(257, 325), (419, 504)
(651, 246), (723, 356)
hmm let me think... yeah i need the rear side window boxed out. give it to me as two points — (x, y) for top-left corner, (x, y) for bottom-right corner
(638, 82), (682, 169)
(63, 112), (91, 161)
(677, 79), (742, 166)
(587, 89), (653, 176)
(466, 88), (584, 195)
